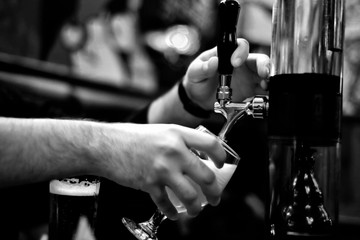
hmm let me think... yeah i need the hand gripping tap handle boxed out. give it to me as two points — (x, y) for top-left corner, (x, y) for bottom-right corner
(217, 0), (240, 106)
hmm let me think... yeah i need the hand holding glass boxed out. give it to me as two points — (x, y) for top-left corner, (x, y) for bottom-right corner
(122, 125), (240, 240)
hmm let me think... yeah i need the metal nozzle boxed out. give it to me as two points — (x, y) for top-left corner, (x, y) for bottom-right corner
(215, 96), (268, 141)
(217, 75), (233, 106)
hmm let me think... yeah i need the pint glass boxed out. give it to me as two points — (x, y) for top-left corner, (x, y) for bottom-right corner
(49, 176), (100, 240)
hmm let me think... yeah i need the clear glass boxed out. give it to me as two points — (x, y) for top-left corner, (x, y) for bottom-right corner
(122, 125), (240, 240)
(48, 176), (101, 240)
(268, 140), (341, 239)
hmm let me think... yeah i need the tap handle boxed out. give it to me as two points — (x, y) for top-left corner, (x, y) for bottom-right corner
(217, 0), (240, 105)
(217, 0), (240, 75)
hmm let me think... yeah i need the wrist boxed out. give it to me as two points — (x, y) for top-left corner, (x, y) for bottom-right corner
(178, 81), (212, 119)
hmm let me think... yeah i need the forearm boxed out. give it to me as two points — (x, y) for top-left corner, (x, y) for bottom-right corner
(0, 118), (105, 188)
(147, 82), (205, 127)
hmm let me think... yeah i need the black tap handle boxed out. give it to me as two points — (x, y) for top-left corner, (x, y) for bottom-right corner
(217, 0), (240, 75)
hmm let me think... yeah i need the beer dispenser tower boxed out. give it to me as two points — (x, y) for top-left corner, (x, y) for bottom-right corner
(268, 0), (344, 239)
(215, 0), (345, 240)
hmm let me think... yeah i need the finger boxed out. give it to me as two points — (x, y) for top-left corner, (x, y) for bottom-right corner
(260, 78), (269, 91)
(188, 55), (218, 81)
(202, 56), (218, 75)
(180, 128), (226, 168)
(245, 53), (271, 79)
(166, 173), (203, 217)
(197, 46), (217, 60)
(184, 152), (222, 207)
(245, 53), (270, 91)
(231, 38), (250, 67)
(167, 127), (225, 209)
(150, 186), (179, 220)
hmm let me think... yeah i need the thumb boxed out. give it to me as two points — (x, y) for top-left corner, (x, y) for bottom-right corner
(187, 56), (218, 83)
(201, 56), (218, 78)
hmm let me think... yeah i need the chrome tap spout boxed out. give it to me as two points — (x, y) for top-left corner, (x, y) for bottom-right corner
(215, 96), (268, 141)
(215, 101), (249, 141)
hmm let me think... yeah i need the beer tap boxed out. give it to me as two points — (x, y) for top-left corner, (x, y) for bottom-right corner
(215, 96), (268, 140)
(215, 0), (268, 141)
(216, 0), (239, 108)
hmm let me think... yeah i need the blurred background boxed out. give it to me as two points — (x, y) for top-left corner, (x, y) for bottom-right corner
(0, 0), (358, 239)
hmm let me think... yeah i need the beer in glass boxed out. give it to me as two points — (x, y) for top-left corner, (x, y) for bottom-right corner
(49, 176), (100, 240)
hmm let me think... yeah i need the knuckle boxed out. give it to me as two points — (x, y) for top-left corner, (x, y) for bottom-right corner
(182, 156), (199, 172)
(172, 181), (198, 206)
(152, 160), (170, 177)
(194, 158), (216, 185)
(203, 168), (216, 185)
(183, 189), (198, 204)
(209, 136), (221, 150)
(160, 137), (183, 157)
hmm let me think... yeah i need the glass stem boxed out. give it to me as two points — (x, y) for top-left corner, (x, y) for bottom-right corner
(140, 208), (167, 236)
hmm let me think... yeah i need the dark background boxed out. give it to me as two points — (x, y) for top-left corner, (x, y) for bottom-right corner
(0, 1), (358, 240)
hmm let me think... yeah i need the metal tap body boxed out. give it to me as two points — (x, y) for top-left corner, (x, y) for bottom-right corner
(215, 96), (268, 140)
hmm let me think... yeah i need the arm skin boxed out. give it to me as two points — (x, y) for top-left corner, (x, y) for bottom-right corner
(148, 38), (270, 126)
(0, 38), (269, 220)
(0, 117), (225, 220)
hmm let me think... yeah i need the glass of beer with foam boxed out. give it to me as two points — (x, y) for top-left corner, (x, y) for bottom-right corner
(48, 176), (100, 240)
(122, 125), (240, 240)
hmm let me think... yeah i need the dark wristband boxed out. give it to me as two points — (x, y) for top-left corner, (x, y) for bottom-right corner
(178, 81), (212, 118)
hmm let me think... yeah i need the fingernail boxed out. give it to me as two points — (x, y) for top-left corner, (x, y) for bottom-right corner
(265, 64), (271, 77)
(202, 61), (209, 72)
(212, 197), (221, 206)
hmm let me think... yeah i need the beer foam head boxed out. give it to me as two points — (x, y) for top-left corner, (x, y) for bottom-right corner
(50, 178), (100, 196)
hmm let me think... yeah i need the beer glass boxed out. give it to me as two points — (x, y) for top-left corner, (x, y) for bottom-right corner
(49, 176), (100, 240)
(122, 125), (240, 240)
